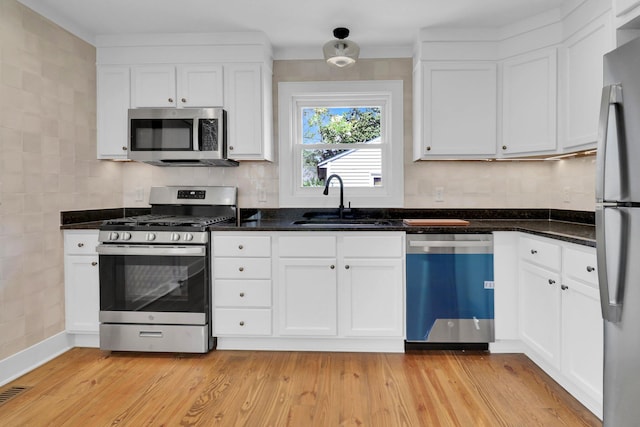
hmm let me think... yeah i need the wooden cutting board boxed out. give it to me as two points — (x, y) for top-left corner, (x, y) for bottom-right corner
(403, 219), (470, 226)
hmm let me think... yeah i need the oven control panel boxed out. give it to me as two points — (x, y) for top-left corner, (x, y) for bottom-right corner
(98, 230), (208, 244)
(177, 190), (206, 199)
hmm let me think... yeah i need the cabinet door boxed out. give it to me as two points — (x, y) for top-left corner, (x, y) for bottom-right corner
(278, 258), (337, 336)
(561, 14), (613, 150)
(415, 62), (497, 158)
(340, 258), (403, 337)
(64, 255), (100, 333)
(224, 63), (271, 160)
(501, 49), (557, 156)
(131, 65), (176, 107)
(519, 262), (562, 369)
(178, 65), (224, 107)
(97, 66), (129, 159)
(561, 277), (603, 407)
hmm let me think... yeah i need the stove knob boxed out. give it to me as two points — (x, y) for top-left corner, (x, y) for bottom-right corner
(109, 232), (119, 241)
(184, 233), (194, 241)
(171, 233), (181, 241)
(146, 233), (156, 241)
(122, 232), (132, 241)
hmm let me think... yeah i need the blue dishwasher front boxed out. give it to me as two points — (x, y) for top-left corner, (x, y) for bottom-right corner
(406, 234), (494, 343)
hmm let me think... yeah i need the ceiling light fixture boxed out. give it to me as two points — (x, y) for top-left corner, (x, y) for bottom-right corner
(323, 27), (360, 68)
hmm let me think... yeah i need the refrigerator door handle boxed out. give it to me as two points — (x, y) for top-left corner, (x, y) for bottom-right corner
(596, 84), (623, 202)
(596, 205), (624, 323)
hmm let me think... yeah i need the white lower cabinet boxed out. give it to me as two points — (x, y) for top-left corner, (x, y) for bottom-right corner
(517, 234), (602, 418)
(212, 231), (404, 352)
(63, 230), (100, 347)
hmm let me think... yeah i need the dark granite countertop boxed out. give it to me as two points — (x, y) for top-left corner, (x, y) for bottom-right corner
(60, 207), (595, 247)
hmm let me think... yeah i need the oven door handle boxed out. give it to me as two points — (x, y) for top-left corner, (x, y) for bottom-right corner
(96, 244), (206, 257)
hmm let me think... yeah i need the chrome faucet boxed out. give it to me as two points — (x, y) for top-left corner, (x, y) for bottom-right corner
(323, 174), (345, 218)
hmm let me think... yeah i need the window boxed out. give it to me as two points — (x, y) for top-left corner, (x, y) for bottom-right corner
(278, 81), (404, 208)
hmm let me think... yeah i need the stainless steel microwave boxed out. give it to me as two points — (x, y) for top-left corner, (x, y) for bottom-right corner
(127, 108), (238, 167)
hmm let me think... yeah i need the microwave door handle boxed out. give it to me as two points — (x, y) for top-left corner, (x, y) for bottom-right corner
(193, 119), (199, 151)
(596, 84), (623, 202)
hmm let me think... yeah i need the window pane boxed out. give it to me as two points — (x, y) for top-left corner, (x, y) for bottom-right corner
(302, 148), (382, 188)
(302, 107), (381, 145)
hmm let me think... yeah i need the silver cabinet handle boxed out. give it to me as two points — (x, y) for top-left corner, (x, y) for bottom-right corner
(530, 249), (537, 254)
(548, 279), (555, 285)
(561, 284), (569, 290)
(91, 261), (98, 266)
(587, 266), (595, 272)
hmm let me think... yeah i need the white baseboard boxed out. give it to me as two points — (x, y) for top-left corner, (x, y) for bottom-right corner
(489, 339), (525, 353)
(0, 332), (72, 387)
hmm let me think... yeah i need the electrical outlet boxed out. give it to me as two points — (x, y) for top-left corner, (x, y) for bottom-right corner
(135, 188), (144, 202)
(435, 186), (445, 202)
(563, 186), (571, 203)
(257, 182), (267, 203)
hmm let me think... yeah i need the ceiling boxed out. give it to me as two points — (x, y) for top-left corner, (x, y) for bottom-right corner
(18, 0), (568, 58)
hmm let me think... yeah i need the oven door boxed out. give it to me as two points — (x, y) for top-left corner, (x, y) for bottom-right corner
(96, 244), (209, 325)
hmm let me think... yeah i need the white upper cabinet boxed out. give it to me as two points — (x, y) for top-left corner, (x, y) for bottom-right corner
(501, 49), (557, 156)
(223, 63), (273, 161)
(414, 62), (497, 159)
(560, 12), (614, 151)
(97, 66), (130, 160)
(131, 64), (223, 108)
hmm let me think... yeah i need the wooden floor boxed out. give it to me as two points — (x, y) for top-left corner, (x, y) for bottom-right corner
(0, 348), (601, 426)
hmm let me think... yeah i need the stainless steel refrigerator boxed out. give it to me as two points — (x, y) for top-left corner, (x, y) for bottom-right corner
(597, 35), (640, 427)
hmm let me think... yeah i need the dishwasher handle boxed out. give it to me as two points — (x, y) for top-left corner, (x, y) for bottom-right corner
(409, 240), (493, 248)
(407, 236), (493, 254)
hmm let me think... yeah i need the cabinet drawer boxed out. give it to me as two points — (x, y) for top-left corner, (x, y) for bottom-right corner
(213, 235), (271, 257)
(64, 232), (99, 255)
(214, 279), (271, 307)
(563, 247), (598, 287)
(279, 235), (336, 257)
(519, 236), (561, 271)
(214, 309), (272, 335)
(213, 257), (271, 279)
(343, 234), (403, 258)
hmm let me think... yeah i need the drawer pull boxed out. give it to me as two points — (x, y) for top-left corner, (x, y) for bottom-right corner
(239, 292), (245, 297)
(239, 267), (244, 272)
(548, 279), (556, 285)
(238, 244), (244, 250)
(78, 243), (84, 248)
(561, 284), (569, 290)
(239, 321), (245, 326)
(345, 265), (350, 270)
(91, 261), (98, 266)
(586, 266), (595, 272)
(330, 265), (335, 269)
(530, 249), (537, 254)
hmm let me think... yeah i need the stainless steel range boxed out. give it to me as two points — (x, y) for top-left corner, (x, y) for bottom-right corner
(96, 186), (237, 353)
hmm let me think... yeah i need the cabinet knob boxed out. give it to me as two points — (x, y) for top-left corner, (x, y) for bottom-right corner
(122, 146), (127, 151)
(238, 245), (244, 250)
(586, 266), (595, 272)
(502, 145), (507, 150)
(239, 321), (245, 326)
(330, 265), (335, 269)
(345, 265), (350, 270)
(239, 267), (244, 272)
(91, 261), (98, 266)
(168, 98), (174, 103)
(561, 284), (569, 290)
(229, 146), (234, 151)
(426, 146), (431, 151)
(181, 98), (187, 103)
(239, 292), (245, 297)
(548, 279), (556, 285)
(530, 249), (537, 254)
(77, 242), (84, 247)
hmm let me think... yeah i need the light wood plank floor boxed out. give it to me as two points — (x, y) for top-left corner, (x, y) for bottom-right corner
(0, 348), (601, 426)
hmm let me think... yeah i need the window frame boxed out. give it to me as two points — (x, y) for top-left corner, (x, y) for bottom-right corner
(278, 80), (404, 208)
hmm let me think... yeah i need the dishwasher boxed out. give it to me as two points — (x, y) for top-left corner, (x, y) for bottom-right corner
(405, 234), (494, 346)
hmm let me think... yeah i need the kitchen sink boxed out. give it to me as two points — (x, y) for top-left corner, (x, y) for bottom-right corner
(291, 219), (395, 227)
